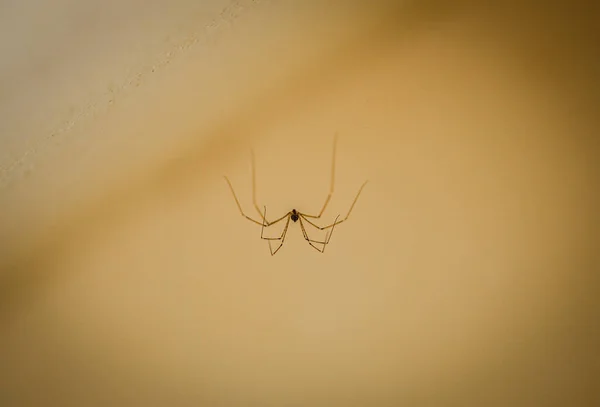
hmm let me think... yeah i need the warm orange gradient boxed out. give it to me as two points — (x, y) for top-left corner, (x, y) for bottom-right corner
(1, 1), (598, 406)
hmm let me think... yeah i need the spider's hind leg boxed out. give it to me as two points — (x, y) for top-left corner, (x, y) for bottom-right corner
(261, 206), (291, 256)
(298, 215), (340, 253)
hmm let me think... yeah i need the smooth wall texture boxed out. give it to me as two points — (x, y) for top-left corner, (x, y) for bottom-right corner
(1, 1), (598, 406)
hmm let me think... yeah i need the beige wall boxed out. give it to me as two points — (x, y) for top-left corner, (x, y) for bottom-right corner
(1, 1), (598, 406)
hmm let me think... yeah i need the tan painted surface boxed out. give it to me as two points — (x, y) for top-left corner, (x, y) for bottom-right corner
(1, 1), (598, 406)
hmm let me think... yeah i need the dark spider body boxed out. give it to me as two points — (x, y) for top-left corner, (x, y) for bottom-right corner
(291, 209), (299, 222)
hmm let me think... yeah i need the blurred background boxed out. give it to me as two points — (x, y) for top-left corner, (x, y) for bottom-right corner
(1, 1), (598, 406)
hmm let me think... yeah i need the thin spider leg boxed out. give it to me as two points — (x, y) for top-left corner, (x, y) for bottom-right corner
(301, 214), (342, 231)
(259, 207), (291, 255)
(342, 180), (369, 222)
(250, 150), (270, 223)
(298, 215), (340, 253)
(302, 133), (338, 219)
(295, 211), (329, 245)
(298, 216), (340, 253)
(224, 176), (266, 226)
(297, 218), (327, 244)
(266, 213), (291, 256)
(261, 206), (291, 240)
(321, 215), (341, 253)
(298, 217), (326, 253)
(268, 232), (287, 255)
(303, 214), (340, 245)
(265, 210), (291, 229)
(300, 180), (368, 230)
(297, 215), (311, 241)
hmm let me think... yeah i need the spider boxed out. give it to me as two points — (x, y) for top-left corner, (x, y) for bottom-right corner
(224, 134), (368, 255)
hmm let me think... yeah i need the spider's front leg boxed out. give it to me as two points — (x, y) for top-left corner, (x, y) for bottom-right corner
(301, 180), (369, 230)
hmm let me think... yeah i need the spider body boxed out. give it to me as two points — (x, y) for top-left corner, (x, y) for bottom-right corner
(224, 134), (367, 255)
(290, 209), (299, 222)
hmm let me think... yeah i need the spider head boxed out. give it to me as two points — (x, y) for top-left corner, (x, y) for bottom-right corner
(291, 209), (299, 222)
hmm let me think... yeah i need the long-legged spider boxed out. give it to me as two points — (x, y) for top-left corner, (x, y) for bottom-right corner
(224, 134), (368, 255)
